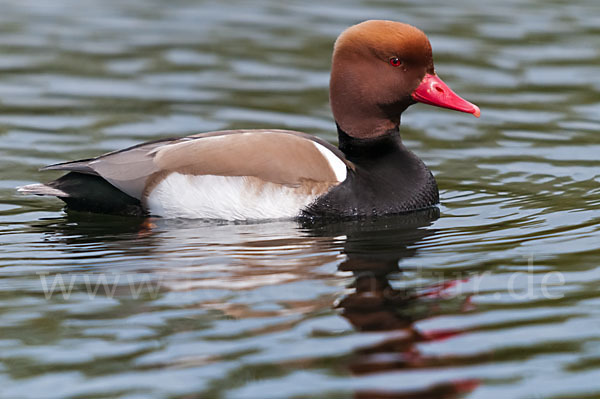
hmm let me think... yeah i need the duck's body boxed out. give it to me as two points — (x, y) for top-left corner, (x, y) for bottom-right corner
(21, 128), (438, 219)
(19, 20), (479, 221)
(21, 130), (348, 219)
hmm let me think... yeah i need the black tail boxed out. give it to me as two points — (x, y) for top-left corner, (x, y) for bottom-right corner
(18, 172), (145, 217)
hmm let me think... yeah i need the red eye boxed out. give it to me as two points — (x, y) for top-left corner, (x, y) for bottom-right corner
(389, 57), (402, 67)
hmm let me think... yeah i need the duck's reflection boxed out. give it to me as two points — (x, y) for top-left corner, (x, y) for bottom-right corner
(305, 209), (478, 398)
(35, 209), (477, 398)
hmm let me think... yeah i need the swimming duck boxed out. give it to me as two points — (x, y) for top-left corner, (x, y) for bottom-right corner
(19, 20), (480, 220)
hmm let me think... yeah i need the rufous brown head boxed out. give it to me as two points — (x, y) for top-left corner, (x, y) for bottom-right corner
(330, 20), (480, 139)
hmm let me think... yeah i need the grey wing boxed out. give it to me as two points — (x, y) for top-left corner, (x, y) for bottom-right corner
(41, 129), (351, 201)
(42, 141), (166, 199)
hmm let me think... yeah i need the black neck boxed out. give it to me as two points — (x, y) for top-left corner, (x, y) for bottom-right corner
(336, 124), (403, 162)
(303, 123), (439, 218)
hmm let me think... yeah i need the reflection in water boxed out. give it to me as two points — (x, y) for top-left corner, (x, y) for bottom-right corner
(309, 210), (478, 398)
(25, 209), (481, 398)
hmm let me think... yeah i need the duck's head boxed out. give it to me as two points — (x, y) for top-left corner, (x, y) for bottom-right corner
(330, 20), (480, 139)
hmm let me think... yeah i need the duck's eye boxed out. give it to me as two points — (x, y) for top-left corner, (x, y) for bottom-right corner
(389, 57), (402, 67)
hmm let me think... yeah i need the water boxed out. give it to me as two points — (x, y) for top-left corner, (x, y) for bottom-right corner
(1, 0), (599, 398)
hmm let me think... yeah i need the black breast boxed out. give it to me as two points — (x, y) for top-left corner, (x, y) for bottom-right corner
(302, 129), (439, 219)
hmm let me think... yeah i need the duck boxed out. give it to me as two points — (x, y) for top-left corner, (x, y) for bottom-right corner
(18, 20), (480, 220)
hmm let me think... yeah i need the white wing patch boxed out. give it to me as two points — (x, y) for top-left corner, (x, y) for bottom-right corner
(311, 141), (347, 182)
(145, 173), (324, 220)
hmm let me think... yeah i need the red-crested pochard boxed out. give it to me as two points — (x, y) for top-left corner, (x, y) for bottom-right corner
(19, 20), (480, 220)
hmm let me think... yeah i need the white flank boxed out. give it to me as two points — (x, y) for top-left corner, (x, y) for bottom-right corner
(311, 141), (347, 182)
(145, 173), (323, 220)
